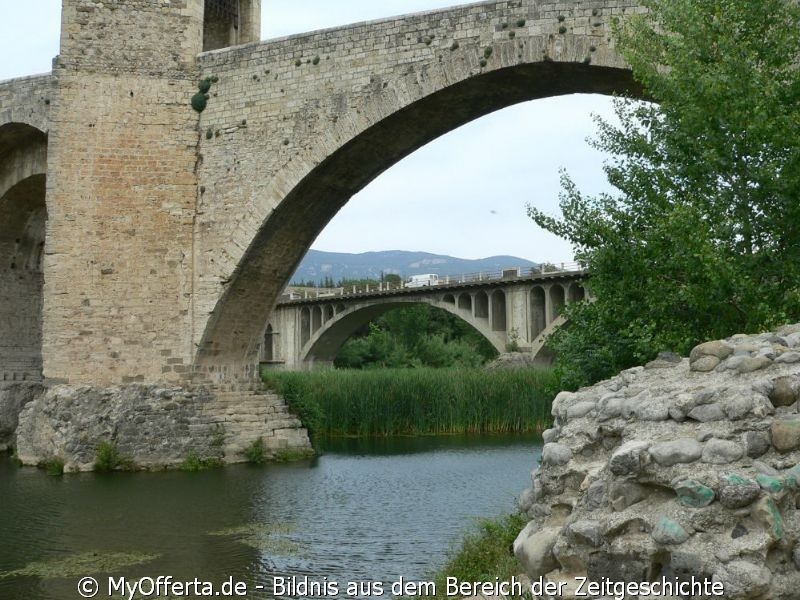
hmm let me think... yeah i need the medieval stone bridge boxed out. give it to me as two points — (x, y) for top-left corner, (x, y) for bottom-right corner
(0, 0), (643, 388)
(268, 269), (587, 369)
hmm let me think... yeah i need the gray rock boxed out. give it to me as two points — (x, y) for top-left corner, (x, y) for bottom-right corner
(541, 427), (559, 444)
(690, 340), (735, 362)
(566, 401), (596, 420)
(771, 418), (800, 453)
(567, 520), (603, 548)
(585, 480), (607, 510)
(744, 430), (771, 458)
(713, 561), (770, 598)
(718, 474), (761, 509)
(770, 376), (799, 408)
(688, 403), (726, 422)
(609, 440), (651, 476)
(737, 356), (773, 374)
(518, 487), (535, 513)
(776, 352), (800, 364)
(701, 438), (744, 464)
(513, 524), (560, 578)
(649, 438), (703, 466)
(691, 355), (721, 372)
(608, 481), (648, 511)
(541, 443), (573, 467)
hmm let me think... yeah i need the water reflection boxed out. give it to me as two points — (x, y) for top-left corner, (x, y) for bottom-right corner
(0, 434), (541, 599)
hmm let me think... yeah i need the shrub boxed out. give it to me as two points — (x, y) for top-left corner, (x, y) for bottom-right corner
(94, 441), (135, 473)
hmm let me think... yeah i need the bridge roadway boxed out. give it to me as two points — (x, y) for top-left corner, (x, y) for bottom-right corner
(266, 267), (588, 370)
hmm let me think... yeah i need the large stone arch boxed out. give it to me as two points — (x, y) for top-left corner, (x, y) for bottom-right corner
(192, 1), (643, 380)
(300, 298), (506, 367)
(0, 123), (48, 380)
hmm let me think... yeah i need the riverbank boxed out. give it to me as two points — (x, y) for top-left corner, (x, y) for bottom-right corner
(262, 367), (558, 441)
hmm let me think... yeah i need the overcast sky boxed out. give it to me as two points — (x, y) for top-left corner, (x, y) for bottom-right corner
(0, 1), (618, 264)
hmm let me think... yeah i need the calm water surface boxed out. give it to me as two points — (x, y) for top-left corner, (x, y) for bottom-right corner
(0, 434), (542, 599)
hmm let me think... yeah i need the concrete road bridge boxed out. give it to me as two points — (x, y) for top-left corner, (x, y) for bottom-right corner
(267, 266), (587, 369)
(0, 0), (642, 387)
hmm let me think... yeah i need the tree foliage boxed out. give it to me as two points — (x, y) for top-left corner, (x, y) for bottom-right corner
(334, 304), (498, 369)
(529, 0), (800, 388)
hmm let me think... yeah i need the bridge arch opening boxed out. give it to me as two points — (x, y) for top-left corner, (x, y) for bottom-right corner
(491, 290), (507, 332)
(311, 306), (323, 333)
(474, 291), (489, 319)
(549, 285), (566, 320)
(443, 294), (455, 305)
(568, 283), (586, 304)
(301, 301), (501, 369)
(457, 294), (472, 313)
(0, 123), (48, 380)
(195, 49), (639, 376)
(300, 307), (311, 347)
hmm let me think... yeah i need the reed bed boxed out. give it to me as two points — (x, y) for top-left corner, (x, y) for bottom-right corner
(261, 367), (557, 439)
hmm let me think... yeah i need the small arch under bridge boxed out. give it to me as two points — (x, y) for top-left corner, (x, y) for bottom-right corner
(264, 269), (588, 370)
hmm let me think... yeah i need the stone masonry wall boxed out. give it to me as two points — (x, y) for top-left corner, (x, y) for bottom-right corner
(191, 0), (643, 379)
(41, 1), (208, 385)
(516, 325), (800, 599)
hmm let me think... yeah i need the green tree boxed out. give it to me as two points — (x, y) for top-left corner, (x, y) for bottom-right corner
(529, 0), (800, 389)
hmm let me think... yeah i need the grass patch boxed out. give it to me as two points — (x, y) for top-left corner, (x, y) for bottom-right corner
(426, 513), (528, 598)
(243, 438), (266, 465)
(179, 452), (224, 472)
(94, 441), (135, 472)
(262, 367), (556, 441)
(38, 456), (65, 477)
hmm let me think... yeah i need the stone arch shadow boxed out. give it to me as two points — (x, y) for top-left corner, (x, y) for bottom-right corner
(0, 122), (49, 380)
(196, 58), (640, 377)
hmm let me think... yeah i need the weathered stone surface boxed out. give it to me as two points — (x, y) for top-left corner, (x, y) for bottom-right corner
(691, 355), (722, 372)
(513, 525), (559, 578)
(771, 419), (800, 453)
(713, 561), (771, 598)
(14, 385), (312, 471)
(609, 440), (651, 475)
(756, 473), (783, 494)
(0, 382), (43, 451)
(702, 439), (744, 464)
(736, 356), (773, 373)
(718, 474), (761, 509)
(770, 376), (799, 407)
(688, 403), (726, 422)
(675, 479), (715, 508)
(514, 325), (800, 599)
(649, 438), (703, 466)
(752, 497), (785, 540)
(690, 340), (735, 362)
(542, 443), (573, 467)
(745, 430), (771, 458)
(651, 517), (690, 545)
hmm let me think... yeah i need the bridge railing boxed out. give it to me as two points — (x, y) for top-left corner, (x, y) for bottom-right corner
(279, 261), (584, 302)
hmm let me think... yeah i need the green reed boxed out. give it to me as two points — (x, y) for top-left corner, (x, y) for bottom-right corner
(262, 367), (557, 439)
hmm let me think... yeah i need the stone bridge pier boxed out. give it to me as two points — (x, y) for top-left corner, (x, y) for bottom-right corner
(265, 273), (587, 370)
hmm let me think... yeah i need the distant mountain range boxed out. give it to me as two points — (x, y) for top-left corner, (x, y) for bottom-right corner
(291, 249), (538, 284)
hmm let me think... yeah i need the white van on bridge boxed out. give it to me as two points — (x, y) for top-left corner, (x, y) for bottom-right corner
(405, 274), (440, 288)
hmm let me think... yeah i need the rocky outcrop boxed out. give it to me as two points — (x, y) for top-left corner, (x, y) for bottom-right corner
(15, 385), (312, 471)
(516, 324), (800, 599)
(0, 382), (44, 451)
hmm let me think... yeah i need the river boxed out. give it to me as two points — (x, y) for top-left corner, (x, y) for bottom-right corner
(0, 434), (541, 600)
